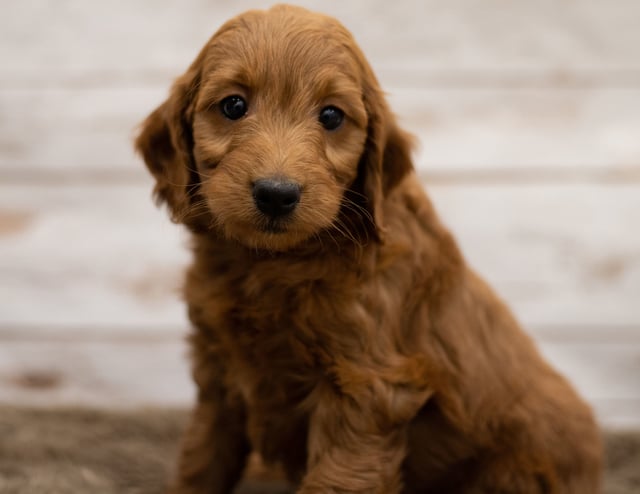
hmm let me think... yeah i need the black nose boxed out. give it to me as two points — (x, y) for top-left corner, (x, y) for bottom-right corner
(252, 179), (301, 217)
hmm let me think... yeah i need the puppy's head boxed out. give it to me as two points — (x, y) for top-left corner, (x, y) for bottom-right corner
(136, 5), (412, 251)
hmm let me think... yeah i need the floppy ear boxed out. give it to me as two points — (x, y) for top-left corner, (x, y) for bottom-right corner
(354, 79), (414, 240)
(135, 62), (210, 232)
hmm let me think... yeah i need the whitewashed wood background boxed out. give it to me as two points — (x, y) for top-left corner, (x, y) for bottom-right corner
(1, 0), (639, 428)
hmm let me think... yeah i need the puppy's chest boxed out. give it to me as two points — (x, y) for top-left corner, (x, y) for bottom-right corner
(213, 269), (362, 398)
(191, 251), (375, 400)
(230, 279), (344, 373)
(219, 276), (346, 454)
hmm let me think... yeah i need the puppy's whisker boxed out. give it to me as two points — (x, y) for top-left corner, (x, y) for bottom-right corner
(330, 216), (362, 248)
(338, 202), (374, 243)
(341, 196), (375, 224)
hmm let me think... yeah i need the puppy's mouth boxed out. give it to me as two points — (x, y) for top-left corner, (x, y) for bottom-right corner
(258, 218), (289, 234)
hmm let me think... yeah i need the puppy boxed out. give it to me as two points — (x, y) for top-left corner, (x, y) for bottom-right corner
(136, 5), (602, 493)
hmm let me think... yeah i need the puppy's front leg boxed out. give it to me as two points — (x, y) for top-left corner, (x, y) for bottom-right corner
(299, 377), (429, 494)
(168, 346), (250, 494)
(169, 395), (249, 494)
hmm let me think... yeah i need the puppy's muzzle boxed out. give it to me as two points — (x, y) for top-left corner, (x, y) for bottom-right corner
(252, 178), (301, 218)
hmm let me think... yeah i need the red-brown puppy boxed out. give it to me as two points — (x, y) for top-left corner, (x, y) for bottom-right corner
(136, 5), (602, 493)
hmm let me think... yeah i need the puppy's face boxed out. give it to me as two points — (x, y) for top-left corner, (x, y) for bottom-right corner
(193, 8), (368, 250)
(137, 6), (412, 251)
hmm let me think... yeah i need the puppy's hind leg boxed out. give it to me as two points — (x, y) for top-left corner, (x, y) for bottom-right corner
(463, 452), (599, 494)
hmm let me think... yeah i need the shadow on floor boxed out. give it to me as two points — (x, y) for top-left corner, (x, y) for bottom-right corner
(0, 407), (637, 493)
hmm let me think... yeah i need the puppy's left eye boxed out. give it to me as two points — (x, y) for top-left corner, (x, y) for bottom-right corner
(319, 106), (344, 131)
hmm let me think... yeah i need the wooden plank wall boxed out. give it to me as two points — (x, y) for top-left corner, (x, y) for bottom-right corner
(1, 0), (639, 427)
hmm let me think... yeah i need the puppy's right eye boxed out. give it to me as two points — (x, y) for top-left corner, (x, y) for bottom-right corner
(219, 95), (247, 120)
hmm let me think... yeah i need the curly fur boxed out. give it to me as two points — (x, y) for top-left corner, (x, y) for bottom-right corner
(136, 5), (602, 493)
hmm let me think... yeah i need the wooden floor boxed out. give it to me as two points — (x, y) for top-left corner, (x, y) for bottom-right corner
(1, 1), (639, 427)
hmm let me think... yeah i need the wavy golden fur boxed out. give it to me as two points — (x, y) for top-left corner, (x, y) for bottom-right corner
(136, 5), (602, 493)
